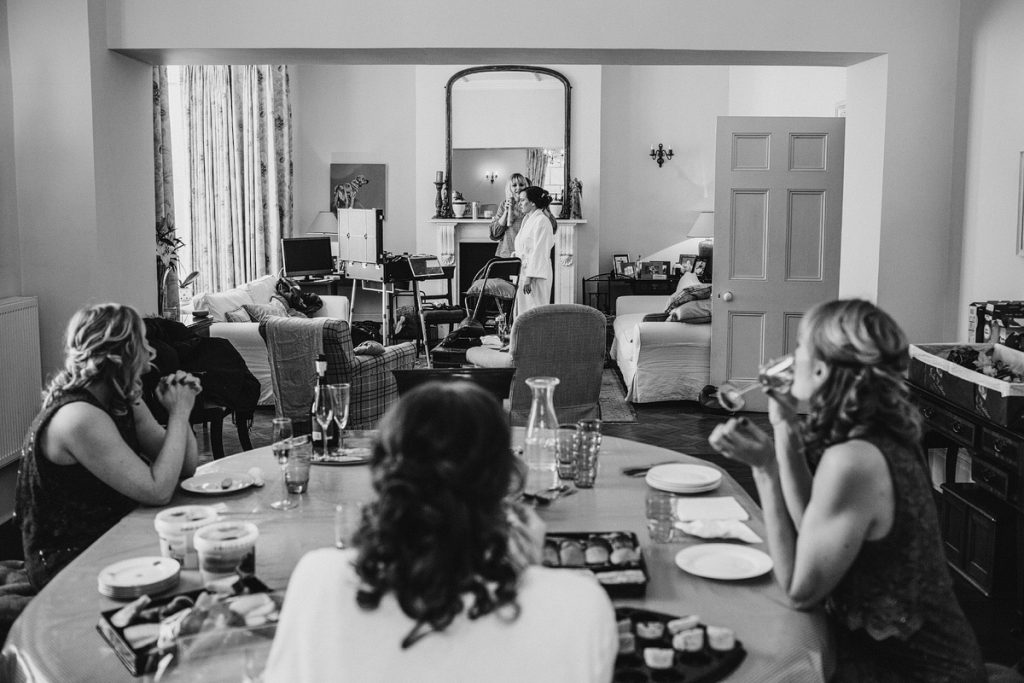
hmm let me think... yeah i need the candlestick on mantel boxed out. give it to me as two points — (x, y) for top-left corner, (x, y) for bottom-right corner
(432, 180), (445, 219)
(435, 171), (444, 183)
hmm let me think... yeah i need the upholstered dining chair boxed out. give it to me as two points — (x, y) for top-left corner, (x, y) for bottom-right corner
(465, 304), (606, 426)
(391, 367), (516, 403)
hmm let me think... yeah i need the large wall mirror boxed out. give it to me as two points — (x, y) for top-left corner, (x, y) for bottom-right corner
(446, 65), (571, 218)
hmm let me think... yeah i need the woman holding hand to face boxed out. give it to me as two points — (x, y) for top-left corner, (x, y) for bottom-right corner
(709, 299), (985, 681)
(17, 303), (200, 589)
(489, 173), (531, 258)
(512, 186), (557, 316)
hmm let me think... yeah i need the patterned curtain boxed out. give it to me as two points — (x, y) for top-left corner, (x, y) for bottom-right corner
(153, 67), (178, 317)
(526, 148), (546, 190)
(181, 65), (293, 294)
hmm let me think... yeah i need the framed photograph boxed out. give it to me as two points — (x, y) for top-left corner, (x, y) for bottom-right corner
(678, 254), (697, 275)
(612, 254), (631, 277)
(330, 163), (387, 218)
(693, 258), (709, 280)
(622, 264), (636, 278)
(1017, 152), (1024, 257)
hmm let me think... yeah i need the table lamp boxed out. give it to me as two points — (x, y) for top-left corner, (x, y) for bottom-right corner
(307, 210), (337, 235)
(689, 211), (714, 259)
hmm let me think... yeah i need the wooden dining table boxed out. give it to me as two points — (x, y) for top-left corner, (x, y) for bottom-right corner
(1, 431), (834, 682)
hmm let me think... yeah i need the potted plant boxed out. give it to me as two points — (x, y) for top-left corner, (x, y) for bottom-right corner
(156, 213), (186, 321)
(451, 190), (468, 218)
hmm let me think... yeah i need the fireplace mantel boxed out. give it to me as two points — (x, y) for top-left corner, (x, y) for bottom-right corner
(429, 218), (588, 305)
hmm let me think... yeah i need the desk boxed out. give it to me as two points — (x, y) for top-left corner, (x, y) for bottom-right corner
(2, 434), (832, 682)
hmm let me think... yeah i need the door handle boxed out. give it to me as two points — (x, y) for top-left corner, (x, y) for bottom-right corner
(719, 291), (734, 302)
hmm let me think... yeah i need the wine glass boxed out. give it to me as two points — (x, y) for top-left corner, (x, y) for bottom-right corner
(270, 418), (297, 510)
(313, 387), (334, 460)
(327, 383), (351, 454)
(717, 355), (795, 412)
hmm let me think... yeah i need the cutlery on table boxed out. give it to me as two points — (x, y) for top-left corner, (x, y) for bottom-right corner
(621, 461), (682, 477)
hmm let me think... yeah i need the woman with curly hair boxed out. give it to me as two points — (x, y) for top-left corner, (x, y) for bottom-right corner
(266, 381), (616, 682)
(16, 303), (200, 589)
(488, 172), (530, 258)
(709, 299), (985, 681)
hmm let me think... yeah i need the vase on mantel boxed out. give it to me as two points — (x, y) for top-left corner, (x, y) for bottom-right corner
(452, 201), (468, 218)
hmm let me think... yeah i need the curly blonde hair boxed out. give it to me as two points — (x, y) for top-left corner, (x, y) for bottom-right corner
(43, 303), (153, 414)
(800, 299), (922, 462)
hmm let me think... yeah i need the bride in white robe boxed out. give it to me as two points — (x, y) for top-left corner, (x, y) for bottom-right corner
(512, 186), (556, 316)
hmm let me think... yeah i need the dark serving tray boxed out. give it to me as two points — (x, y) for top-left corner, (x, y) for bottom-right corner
(542, 531), (648, 598)
(613, 607), (746, 683)
(96, 575), (274, 676)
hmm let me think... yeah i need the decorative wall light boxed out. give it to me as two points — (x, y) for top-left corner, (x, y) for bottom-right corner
(484, 171), (499, 184)
(650, 143), (674, 167)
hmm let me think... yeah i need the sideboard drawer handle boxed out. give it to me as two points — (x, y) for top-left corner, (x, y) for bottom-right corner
(951, 421), (963, 434)
(922, 407), (934, 419)
(993, 440), (1006, 454)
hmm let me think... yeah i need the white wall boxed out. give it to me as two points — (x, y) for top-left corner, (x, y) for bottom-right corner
(0, 1), (18, 299)
(957, 0), (1024, 338)
(728, 66), (847, 117)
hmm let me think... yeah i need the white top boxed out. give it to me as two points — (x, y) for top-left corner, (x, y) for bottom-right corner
(264, 547), (618, 683)
(513, 210), (555, 282)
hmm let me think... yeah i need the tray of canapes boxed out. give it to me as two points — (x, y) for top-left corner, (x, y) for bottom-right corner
(96, 575), (280, 676)
(614, 606), (745, 682)
(542, 531), (647, 597)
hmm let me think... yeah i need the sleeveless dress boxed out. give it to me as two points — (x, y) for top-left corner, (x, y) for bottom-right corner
(16, 390), (146, 590)
(817, 434), (986, 682)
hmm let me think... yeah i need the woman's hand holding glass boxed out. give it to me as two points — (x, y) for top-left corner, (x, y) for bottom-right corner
(327, 383), (351, 454)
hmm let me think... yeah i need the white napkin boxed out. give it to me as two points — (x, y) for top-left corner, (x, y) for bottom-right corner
(674, 496), (750, 522)
(481, 335), (503, 348)
(674, 519), (763, 544)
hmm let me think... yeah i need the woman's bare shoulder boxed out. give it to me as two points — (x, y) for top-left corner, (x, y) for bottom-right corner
(816, 439), (889, 490)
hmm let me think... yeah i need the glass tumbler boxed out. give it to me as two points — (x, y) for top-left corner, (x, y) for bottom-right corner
(573, 419), (603, 488)
(554, 427), (578, 481)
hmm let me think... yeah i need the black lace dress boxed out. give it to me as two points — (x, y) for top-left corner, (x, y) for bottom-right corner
(818, 435), (986, 682)
(16, 390), (147, 590)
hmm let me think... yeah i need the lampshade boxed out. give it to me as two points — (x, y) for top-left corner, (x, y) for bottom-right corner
(307, 210), (337, 234)
(688, 211), (715, 239)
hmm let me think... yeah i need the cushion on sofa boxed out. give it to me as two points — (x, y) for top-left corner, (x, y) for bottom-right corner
(665, 283), (712, 312)
(244, 274), (280, 306)
(225, 307), (252, 323)
(243, 300), (289, 322)
(668, 299), (712, 324)
(195, 287), (256, 322)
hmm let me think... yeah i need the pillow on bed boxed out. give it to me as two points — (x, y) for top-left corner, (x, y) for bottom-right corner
(668, 299), (712, 324)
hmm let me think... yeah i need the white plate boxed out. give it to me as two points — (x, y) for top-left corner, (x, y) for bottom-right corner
(646, 464), (722, 493)
(675, 544), (773, 581)
(181, 472), (255, 495)
(98, 556), (180, 590)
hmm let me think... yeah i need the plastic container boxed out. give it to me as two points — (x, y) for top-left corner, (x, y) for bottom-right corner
(193, 521), (259, 585)
(153, 505), (219, 570)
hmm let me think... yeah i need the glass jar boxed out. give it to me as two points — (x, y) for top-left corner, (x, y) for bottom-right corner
(523, 377), (559, 492)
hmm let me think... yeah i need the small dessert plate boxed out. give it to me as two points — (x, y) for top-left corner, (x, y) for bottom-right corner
(675, 544), (773, 581)
(180, 472), (255, 495)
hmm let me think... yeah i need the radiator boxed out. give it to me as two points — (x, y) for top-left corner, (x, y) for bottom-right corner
(0, 297), (41, 470)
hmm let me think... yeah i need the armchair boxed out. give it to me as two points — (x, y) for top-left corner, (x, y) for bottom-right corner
(466, 304), (606, 425)
(259, 318), (416, 430)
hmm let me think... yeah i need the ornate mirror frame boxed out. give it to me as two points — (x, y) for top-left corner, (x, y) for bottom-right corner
(445, 65), (571, 219)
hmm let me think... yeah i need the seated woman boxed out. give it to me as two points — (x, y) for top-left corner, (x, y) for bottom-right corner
(709, 299), (986, 681)
(265, 381), (617, 682)
(16, 303), (200, 589)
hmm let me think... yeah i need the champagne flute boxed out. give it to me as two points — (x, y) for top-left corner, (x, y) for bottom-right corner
(327, 383), (351, 454)
(270, 418), (297, 510)
(313, 387), (334, 460)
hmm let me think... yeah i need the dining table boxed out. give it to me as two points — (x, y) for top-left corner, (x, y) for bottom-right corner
(1, 430), (834, 682)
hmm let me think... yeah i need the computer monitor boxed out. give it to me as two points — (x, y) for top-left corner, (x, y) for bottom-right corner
(281, 236), (335, 280)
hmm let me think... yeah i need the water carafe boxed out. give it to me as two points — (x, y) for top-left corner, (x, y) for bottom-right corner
(523, 377), (559, 492)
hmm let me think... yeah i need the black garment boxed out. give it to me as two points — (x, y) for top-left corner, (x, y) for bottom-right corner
(821, 435), (986, 682)
(142, 317), (259, 423)
(16, 390), (145, 590)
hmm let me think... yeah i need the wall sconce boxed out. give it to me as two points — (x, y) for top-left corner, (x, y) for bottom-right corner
(484, 171), (499, 184)
(650, 143), (674, 167)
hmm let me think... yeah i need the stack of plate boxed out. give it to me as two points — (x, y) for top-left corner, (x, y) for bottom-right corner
(645, 464), (723, 494)
(98, 556), (181, 599)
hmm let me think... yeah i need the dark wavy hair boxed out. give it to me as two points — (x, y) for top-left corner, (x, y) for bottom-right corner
(800, 299), (922, 464)
(522, 185), (552, 209)
(353, 381), (521, 648)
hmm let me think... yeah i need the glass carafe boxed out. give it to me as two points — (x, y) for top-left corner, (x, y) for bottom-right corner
(523, 377), (560, 493)
(717, 355), (795, 412)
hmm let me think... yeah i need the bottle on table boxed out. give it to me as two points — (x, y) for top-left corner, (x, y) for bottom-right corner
(523, 376), (560, 492)
(311, 354), (333, 458)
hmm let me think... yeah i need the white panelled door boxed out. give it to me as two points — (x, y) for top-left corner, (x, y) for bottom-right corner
(711, 117), (845, 412)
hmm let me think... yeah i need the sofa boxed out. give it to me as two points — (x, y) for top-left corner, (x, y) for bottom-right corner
(610, 277), (712, 403)
(191, 274), (351, 406)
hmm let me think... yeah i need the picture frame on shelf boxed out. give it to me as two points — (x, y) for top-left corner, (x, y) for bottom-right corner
(622, 264), (636, 278)
(612, 254), (631, 277)
(640, 261), (670, 281)
(693, 258), (710, 281)
(678, 254), (697, 275)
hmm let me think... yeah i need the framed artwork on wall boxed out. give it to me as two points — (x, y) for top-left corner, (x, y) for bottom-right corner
(612, 254), (631, 277)
(330, 163), (387, 218)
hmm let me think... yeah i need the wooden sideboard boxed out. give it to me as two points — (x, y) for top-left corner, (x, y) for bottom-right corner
(908, 381), (1023, 626)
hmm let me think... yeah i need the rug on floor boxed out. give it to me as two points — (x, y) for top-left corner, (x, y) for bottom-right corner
(600, 368), (637, 424)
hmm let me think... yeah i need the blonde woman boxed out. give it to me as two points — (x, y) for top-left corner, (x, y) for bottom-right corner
(488, 173), (530, 258)
(16, 303), (200, 589)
